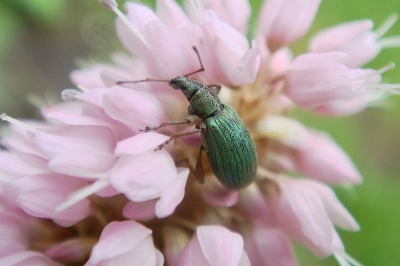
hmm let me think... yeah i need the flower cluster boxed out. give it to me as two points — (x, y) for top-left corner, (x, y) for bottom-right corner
(1, 0), (399, 265)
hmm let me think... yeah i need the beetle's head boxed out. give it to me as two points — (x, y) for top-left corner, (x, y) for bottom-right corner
(169, 76), (188, 91)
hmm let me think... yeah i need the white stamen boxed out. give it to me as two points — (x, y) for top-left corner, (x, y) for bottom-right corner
(351, 62), (395, 82)
(99, 0), (117, 10)
(189, 0), (206, 23)
(378, 35), (400, 48)
(355, 84), (400, 95)
(334, 252), (363, 266)
(99, 0), (147, 45)
(0, 113), (37, 133)
(61, 89), (82, 102)
(54, 179), (110, 213)
(375, 14), (398, 39)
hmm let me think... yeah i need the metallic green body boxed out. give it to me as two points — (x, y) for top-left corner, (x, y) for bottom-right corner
(170, 76), (257, 189)
(201, 104), (257, 189)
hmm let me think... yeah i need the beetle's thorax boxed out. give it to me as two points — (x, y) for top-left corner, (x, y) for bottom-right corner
(169, 77), (222, 118)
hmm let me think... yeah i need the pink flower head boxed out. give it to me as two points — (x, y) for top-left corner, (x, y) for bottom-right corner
(178, 226), (250, 266)
(2, 0), (399, 265)
(258, 0), (321, 51)
(86, 221), (163, 266)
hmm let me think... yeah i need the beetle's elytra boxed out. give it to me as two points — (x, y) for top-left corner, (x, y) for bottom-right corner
(117, 47), (257, 190)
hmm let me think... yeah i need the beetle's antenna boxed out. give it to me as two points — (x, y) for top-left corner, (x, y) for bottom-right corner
(116, 78), (170, 85)
(183, 46), (205, 77)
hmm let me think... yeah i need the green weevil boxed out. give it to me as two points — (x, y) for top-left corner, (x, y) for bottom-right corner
(117, 47), (257, 190)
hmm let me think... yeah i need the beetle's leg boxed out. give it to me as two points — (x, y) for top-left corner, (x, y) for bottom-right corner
(194, 145), (205, 184)
(154, 122), (206, 151)
(206, 84), (222, 95)
(140, 115), (198, 132)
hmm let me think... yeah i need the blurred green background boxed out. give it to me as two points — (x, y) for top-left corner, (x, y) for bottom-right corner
(0, 0), (399, 265)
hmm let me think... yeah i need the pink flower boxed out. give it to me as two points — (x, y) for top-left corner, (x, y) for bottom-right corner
(178, 226), (250, 266)
(85, 221), (163, 266)
(1, 0), (399, 265)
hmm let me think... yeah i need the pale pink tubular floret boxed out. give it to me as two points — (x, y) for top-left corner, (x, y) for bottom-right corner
(258, 0), (321, 51)
(45, 239), (96, 263)
(156, 0), (192, 30)
(257, 116), (362, 184)
(3, 173), (91, 227)
(0, 211), (28, 257)
(244, 228), (297, 266)
(85, 221), (163, 266)
(202, 184), (239, 207)
(283, 51), (364, 110)
(102, 86), (165, 133)
(309, 20), (380, 68)
(112, 134), (188, 218)
(0, 251), (60, 266)
(122, 199), (157, 221)
(293, 130), (362, 185)
(276, 176), (359, 255)
(178, 226), (250, 266)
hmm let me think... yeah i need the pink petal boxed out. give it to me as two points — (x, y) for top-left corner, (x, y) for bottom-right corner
(5, 174), (91, 227)
(284, 52), (353, 109)
(48, 151), (116, 179)
(0, 212), (28, 257)
(34, 126), (116, 158)
(102, 86), (164, 133)
(236, 184), (270, 225)
(86, 221), (163, 266)
(88, 221), (151, 263)
(155, 168), (189, 218)
(197, 226), (245, 266)
(76, 88), (107, 107)
(156, 0), (192, 29)
(277, 177), (334, 253)
(306, 181), (360, 231)
(202, 186), (239, 207)
(0, 251), (59, 266)
(177, 231), (213, 266)
(309, 20), (380, 68)
(45, 238), (96, 262)
(143, 20), (195, 78)
(232, 39), (261, 85)
(0, 152), (47, 176)
(115, 132), (172, 155)
(202, 0), (251, 34)
(123, 200), (157, 221)
(245, 228), (297, 266)
(294, 130), (362, 184)
(110, 151), (178, 201)
(259, 0), (321, 50)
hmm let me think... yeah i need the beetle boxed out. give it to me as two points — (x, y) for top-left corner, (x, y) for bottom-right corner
(117, 47), (257, 190)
